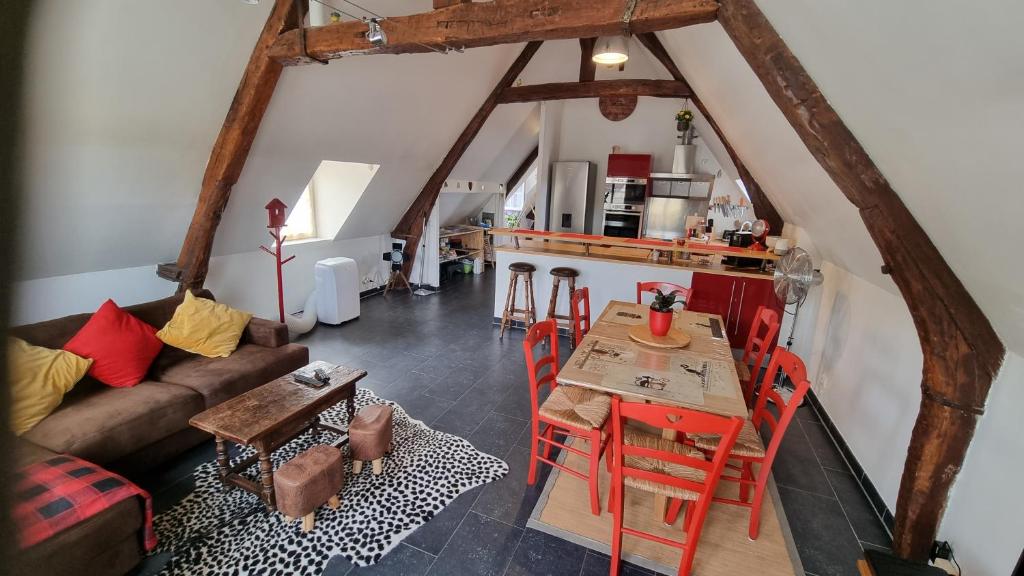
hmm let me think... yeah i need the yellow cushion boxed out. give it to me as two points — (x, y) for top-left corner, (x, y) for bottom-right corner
(7, 337), (92, 435)
(156, 291), (253, 358)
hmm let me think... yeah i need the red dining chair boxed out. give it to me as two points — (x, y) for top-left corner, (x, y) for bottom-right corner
(684, 349), (811, 540)
(608, 397), (743, 576)
(636, 281), (691, 310)
(736, 306), (781, 408)
(570, 287), (591, 348)
(523, 320), (612, 515)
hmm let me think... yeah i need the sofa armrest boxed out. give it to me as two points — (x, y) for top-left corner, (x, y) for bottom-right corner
(243, 317), (290, 348)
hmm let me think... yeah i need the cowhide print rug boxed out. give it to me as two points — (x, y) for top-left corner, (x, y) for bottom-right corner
(153, 388), (508, 575)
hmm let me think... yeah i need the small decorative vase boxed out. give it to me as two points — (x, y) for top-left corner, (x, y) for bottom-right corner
(649, 308), (673, 337)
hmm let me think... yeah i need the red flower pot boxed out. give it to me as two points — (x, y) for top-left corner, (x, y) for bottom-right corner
(649, 308), (673, 337)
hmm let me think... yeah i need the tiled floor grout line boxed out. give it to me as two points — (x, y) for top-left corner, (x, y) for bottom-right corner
(423, 502), (475, 576)
(400, 541), (438, 560)
(803, 400), (895, 543)
(500, 518), (529, 576)
(796, 416), (873, 553)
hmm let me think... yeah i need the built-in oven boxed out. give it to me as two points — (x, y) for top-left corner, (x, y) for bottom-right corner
(602, 204), (644, 238)
(604, 177), (648, 206)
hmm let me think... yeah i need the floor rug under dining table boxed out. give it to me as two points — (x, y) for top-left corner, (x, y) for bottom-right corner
(529, 443), (804, 576)
(151, 389), (508, 575)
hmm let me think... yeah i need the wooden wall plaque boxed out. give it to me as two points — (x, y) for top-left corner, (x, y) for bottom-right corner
(599, 95), (638, 121)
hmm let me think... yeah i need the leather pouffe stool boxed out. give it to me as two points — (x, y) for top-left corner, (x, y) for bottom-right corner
(274, 445), (344, 533)
(349, 404), (394, 476)
(545, 267), (580, 345)
(500, 262), (537, 339)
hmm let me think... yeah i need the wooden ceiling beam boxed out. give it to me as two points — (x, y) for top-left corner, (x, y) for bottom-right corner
(497, 79), (690, 104)
(391, 41), (543, 277)
(717, 0), (1005, 561)
(269, 0), (718, 64)
(635, 32), (784, 233)
(168, 0), (303, 290)
(432, 0), (471, 8)
(506, 145), (539, 194)
(578, 37), (597, 82)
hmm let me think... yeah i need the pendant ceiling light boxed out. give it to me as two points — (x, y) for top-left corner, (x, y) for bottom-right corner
(365, 18), (387, 47)
(592, 35), (629, 65)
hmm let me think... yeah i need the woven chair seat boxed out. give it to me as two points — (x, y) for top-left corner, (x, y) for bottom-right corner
(622, 426), (706, 501)
(691, 419), (766, 458)
(735, 359), (752, 383)
(539, 385), (611, 430)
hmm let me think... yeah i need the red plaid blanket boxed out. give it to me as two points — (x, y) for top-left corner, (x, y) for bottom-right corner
(14, 454), (156, 551)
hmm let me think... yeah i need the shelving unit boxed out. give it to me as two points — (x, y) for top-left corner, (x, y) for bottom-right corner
(438, 225), (485, 266)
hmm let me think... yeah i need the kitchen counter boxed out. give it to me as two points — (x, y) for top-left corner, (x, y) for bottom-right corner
(488, 229), (779, 334)
(487, 228), (776, 281)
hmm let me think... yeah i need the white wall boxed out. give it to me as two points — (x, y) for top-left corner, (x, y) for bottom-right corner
(939, 352), (1024, 575)
(796, 260), (922, 508)
(493, 250), (693, 322)
(12, 234), (391, 325)
(777, 224), (1023, 575)
(551, 97), (745, 235)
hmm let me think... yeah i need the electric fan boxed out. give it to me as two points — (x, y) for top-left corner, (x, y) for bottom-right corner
(770, 247), (823, 403)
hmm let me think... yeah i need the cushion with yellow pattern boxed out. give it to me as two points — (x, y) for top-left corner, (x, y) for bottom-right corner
(156, 291), (253, 358)
(8, 337), (92, 435)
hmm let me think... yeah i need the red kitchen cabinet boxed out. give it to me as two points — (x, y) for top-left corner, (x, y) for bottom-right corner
(689, 273), (784, 349)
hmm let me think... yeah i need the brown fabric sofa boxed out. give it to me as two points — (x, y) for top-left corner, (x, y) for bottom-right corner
(9, 289), (310, 575)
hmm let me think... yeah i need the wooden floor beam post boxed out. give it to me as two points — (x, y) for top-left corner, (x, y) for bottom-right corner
(391, 41), (543, 279)
(716, 0), (1005, 560)
(171, 0), (303, 290)
(635, 32), (784, 233)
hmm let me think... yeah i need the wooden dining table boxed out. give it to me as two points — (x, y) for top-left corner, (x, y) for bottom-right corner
(556, 300), (748, 517)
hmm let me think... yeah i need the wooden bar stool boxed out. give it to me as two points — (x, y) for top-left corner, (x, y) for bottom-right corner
(545, 267), (579, 343)
(499, 262), (537, 339)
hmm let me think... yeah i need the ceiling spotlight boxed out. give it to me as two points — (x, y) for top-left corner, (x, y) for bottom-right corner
(365, 18), (387, 47)
(592, 35), (629, 65)
(240, 0), (259, 4)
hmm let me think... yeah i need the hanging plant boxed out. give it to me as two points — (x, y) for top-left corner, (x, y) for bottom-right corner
(676, 108), (696, 145)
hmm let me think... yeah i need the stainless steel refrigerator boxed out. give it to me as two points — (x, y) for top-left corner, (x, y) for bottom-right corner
(546, 161), (595, 234)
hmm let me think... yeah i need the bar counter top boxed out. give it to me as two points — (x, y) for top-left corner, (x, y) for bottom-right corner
(492, 235), (775, 280)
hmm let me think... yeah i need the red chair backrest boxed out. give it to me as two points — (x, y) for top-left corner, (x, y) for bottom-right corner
(636, 281), (691, 310)
(611, 398), (743, 537)
(751, 349), (811, 466)
(740, 306), (781, 381)
(571, 287), (591, 346)
(523, 320), (560, 410)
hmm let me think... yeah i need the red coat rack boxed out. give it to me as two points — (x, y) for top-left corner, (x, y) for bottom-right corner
(260, 199), (295, 323)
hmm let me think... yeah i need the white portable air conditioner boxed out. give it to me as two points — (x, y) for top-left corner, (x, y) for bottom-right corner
(315, 257), (360, 324)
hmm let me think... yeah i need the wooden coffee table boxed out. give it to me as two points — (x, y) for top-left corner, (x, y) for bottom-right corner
(189, 361), (366, 510)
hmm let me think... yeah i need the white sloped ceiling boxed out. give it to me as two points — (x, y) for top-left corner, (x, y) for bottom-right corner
(662, 0), (1024, 353)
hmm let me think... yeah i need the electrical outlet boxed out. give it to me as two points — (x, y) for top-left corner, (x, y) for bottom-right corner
(930, 540), (953, 562)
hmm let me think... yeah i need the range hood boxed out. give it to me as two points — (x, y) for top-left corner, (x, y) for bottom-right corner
(648, 172), (715, 199)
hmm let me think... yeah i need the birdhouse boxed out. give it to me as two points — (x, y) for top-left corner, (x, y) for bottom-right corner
(265, 198), (287, 228)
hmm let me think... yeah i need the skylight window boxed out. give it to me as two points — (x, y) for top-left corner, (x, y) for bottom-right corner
(285, 186), (317, 241)
(284, 160), (379, 244)
(735, 178), (751, 202)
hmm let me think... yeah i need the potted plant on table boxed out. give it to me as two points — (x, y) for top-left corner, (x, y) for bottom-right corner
(649, 289), (683, 337)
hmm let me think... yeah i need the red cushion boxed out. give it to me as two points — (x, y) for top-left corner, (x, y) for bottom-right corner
(63, 299), (164, 387)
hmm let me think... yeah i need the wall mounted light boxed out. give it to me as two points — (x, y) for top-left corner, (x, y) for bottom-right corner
(592, 36), (629, 65)
(366, 18), (387, 47)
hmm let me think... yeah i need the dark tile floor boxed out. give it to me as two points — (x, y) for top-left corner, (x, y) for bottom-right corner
(138, 271), (890, 576)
